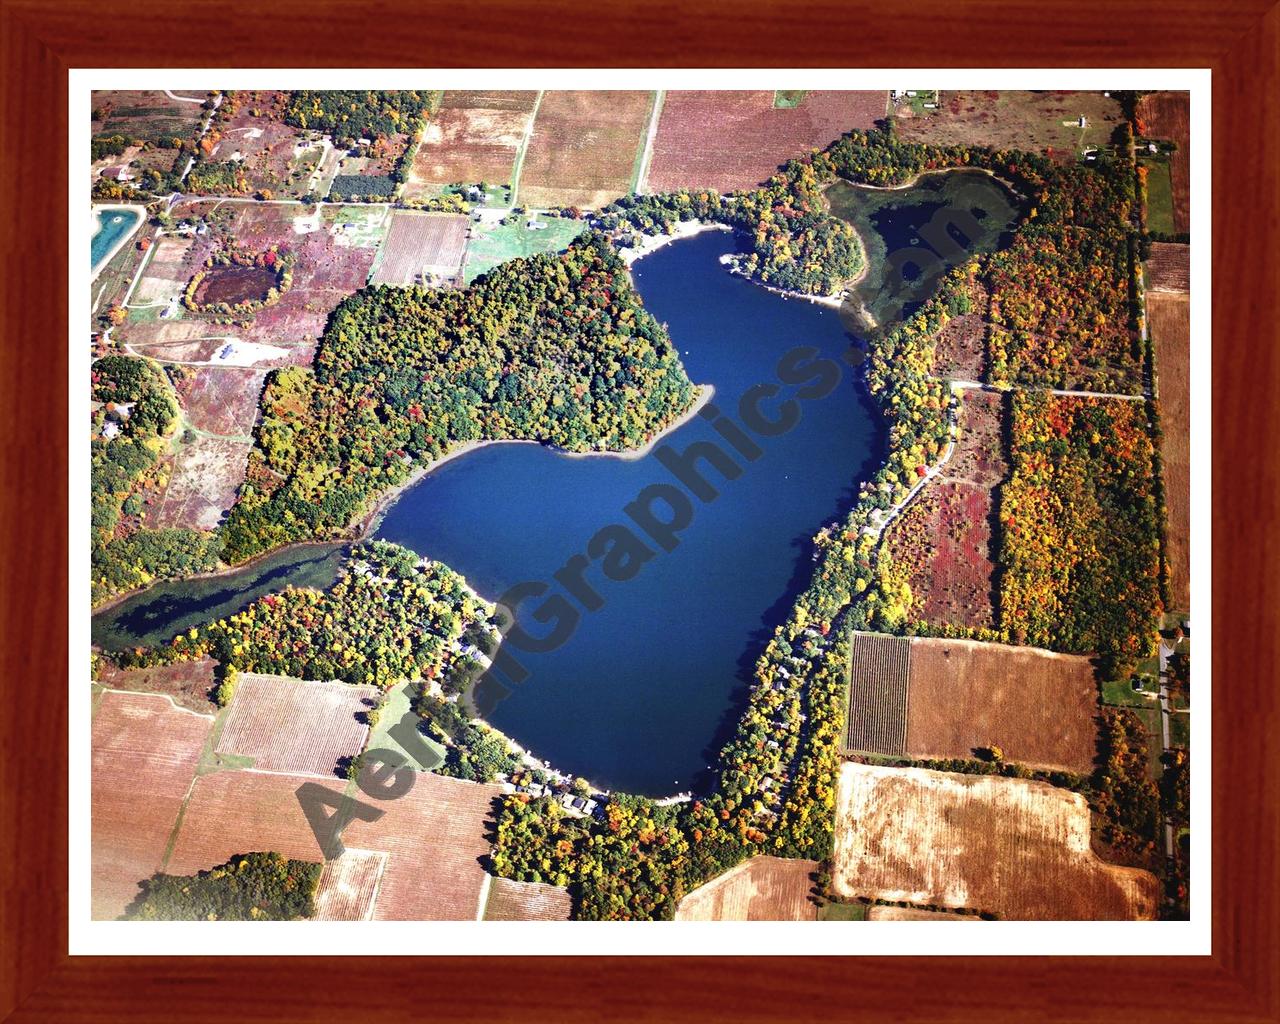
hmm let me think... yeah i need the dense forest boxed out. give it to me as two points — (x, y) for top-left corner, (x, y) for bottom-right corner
(90, 356), (220, 605)
(282, 90), (438, 146)
(221, 233), (696, 564)
(124, 852), (321, 921)
(115, 541), (489, 690)
(998, 391), (1162, 675)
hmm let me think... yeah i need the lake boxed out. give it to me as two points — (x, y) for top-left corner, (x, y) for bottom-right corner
(91, 207), (143, 275)
(376, 229), (882, 794)
(91, 171), (1018, 795)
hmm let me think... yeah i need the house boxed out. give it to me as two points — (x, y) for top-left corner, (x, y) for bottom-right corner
(527, 219), (547, 231)
(1078, 115), (1089, 128)
(101, 420), (121, 440)
(103, 165), (133, 183)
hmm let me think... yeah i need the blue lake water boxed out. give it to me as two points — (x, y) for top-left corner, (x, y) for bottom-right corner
(375, 230), (883, 794)
(91, 207), (142, 272)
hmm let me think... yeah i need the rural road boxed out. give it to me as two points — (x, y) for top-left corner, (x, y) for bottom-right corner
(1157, 639), (1177, 861)
(946, 378), (1148, 402)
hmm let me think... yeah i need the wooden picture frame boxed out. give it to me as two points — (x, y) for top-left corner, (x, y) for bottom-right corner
(2, 1), (1274, 1019)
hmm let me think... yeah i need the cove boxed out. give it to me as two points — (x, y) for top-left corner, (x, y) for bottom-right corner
(376, 229), (883, 795)
(92, 206), (143, 275)
(91, 542), (348, 652)
(825, 169), (1023, 327)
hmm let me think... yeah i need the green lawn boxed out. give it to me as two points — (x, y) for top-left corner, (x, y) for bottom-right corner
(774, 90), (808, 109)
(462, 216), (585, 284)
(1141, 157), (1177, 235)
(1101, 677), (1155, 708)
(1170, 710), (1190, 749)
(819, 901), (867, 921)
(364, 679), (446, 771)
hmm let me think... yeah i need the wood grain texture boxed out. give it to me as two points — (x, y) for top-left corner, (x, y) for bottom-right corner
(0, 0), (1275, 1019)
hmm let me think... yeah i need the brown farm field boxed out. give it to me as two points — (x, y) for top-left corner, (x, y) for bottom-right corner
(844, 633), (911, 756)
(518, 90), (655, 209)
(483, 878), (573, 921)
(342, 773), (504, 920)
(166, 769), (503, 920)
(674, 856), (819, 921)
(92, 690), (213, 919)
(905, 638), (1100, 774)
(313, 849), (387, 921)
(370, 211), (469, 286)
(1149, 291), (1191, 610)
(1136, 92), (1190, 233)
(215, 674), (376, 778)
(164, 770), (336, 876)
(646, 91), (888, 194)
(405, 90), (539, 199)
(831, 763), (1159, 920)
(896, 91), (1123, 159)
(1146, 242), (1190, 293)
(884, 388), (1006, 631)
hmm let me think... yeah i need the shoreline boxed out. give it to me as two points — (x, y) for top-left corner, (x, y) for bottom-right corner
(619, 219), (730, 266)
(358, 383), (715, 536)
(90, 203), (148, 280)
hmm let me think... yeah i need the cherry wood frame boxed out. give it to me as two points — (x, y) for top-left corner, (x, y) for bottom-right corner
(2, 0), (1276, 1020)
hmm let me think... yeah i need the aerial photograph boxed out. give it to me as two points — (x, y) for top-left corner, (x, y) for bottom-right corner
(86, 86), (1192, 924)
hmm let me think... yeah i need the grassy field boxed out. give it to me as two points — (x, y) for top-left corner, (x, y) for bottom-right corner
(831, 763), (1160, 920)
(818, 901), (867, 921)
(363, 679), (447, 771)
(462, 215), (583, 284)
(1141, 157), (1177, 235)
